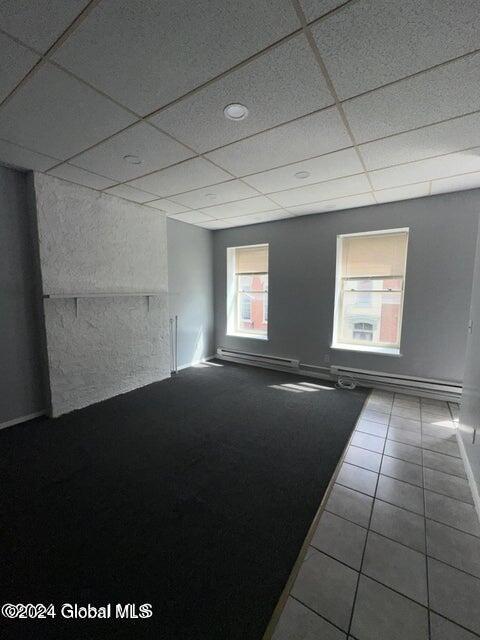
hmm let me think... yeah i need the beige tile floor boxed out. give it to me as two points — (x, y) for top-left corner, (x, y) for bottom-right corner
(269, 390), (480, 640)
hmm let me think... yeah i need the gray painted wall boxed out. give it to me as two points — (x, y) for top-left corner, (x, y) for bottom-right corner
(214, 190), (480, 384)
(167, 218), (214, 368)
(0, 165), (44, 423)
(32, 173), (171, 417)
(459, 213), (480, 506)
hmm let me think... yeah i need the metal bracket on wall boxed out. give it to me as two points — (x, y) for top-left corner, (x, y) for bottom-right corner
(43, 292), (164, 320)
(169, 315), (178, 374)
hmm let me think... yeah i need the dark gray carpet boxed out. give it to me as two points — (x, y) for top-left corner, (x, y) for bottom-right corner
(0, 360), (367, 639)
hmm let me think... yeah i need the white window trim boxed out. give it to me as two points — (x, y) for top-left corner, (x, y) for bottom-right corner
(331, 228), (409, 356)
(226, 244), (269, 341)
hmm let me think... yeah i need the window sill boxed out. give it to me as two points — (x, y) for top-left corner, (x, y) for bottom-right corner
(331, 343), (402, 357)
(227, 332), (269, 341)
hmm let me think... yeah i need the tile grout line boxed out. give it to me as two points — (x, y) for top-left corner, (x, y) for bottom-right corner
(272, 393), (480, 639)
(307, 543), (480, 637)
(345, 395), (393, 637)
(420, 402), (432, 640)
(261, 386), (373, 640)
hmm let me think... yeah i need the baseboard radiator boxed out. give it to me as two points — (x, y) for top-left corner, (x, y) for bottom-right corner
(331, 365), (462, 402)
(216, 347), (462, 401)
(216, 347), (300, 370)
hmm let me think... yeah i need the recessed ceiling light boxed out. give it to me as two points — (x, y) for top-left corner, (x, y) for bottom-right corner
(295, 171), (310, 179)
(224, 103), (249, 121)
(123, 154), (142, 165)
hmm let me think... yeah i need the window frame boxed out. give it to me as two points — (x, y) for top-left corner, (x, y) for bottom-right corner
(332, 228), (409, 356)
(226, 243), (269, 340)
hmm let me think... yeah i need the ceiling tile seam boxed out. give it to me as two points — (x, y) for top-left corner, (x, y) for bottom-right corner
(22, 19), (480, 188)
(94, 103), (339, 194)
(169, 211), (217, 221)
(289, 0), (375, 196)
(339, 46), (480, 108)
(351, 107), (480, 148)
(274, 188), (375, 210)
(141, 0), (357, 122)
(359, 143), (480, 176)
(196, 207), (289, 222)
(45, 162), (119, 183)
(19, 31), (327, 172)
(0, 27), (42, 55)
(372, 169), (480, 192)
(51, 45), (480, 187)
(2, 0), (480, 183)
(0, 0), (102, 112)
(97, 129), (480, 206)
(144, 197), (196, 212)
(143, 102), (480, 190)
(162, 101), (337, 156)
(33, 103), (480, 205)
(116, 101), (480, 197)
(2, 1), (478, 197)
(306, 0), (356, 27)
(0, 136), (61, 163)
(33, 172), (159, 207)
(26, 90), (480, 191)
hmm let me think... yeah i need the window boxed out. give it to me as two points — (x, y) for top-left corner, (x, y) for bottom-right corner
(353, 322), (373, 341)
(332, 229), (409, 355)
(240, 296), (252, 321)
(227, 244), (269, 339)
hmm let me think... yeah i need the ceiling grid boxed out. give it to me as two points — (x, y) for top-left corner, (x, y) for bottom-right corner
(0, 0), (479, 227)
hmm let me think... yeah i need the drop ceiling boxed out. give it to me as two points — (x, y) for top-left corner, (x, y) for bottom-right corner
(1, 0), (480, 229)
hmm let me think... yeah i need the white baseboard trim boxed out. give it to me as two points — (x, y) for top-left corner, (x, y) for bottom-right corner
(176, 355), (216, 372)
(0, 411), (45, 431)
(456, 429), (480, 525)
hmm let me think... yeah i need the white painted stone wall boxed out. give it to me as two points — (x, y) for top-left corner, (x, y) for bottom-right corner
(32, 173), (170, 416)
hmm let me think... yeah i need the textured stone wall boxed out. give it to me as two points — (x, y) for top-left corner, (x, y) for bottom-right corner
(32, 173), (170, 417)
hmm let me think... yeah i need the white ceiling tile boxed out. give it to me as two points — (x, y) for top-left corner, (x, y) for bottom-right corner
(270, 173), (371, 207)
(52, 0), (300, 115)
(431, 172), (480, 196)
(242, 147), (362, 193)
(374, 183), (430, 204)
(0, 1), (90, 52)
(0, 138), (58, 171)
(127, 158), (231, 197)
(299, 0), (346, 23)
(0, 32), (39, 102)
(344, 53), (480, 144)
(370, 149), (480, 190)
(0, 63), (136, 160)
(144, 199), (190, 215)
(104, 184), (156, 203)
(206, 107), (350, 176)
(313, 0), (480, 99)
(170, 179), (259, 209)
(47, 163), (116, 190)
(71, 122), (194, 182)
(150, 34), (333, 152)
(169, 211), (215, 225)
(359, 113), (480, 171)
(198, 196), (279, 219)
(288, 192), (376, 215)
(199, 210), (291, 229)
